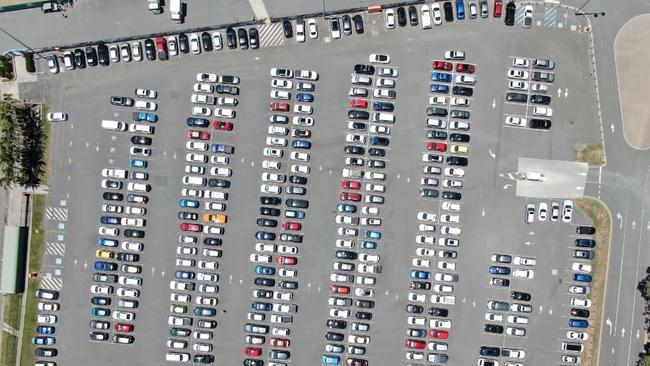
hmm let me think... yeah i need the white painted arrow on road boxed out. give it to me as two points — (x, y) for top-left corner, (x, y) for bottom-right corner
(482, 208), (485, 216)
(488, 149), (495, 159)
(503, 184), (512, 190)
(611, 123), (615, 133)
(539, 305), (543, 314)
(621, 328), (626, 337)
(557, 88), (562, 97)
(637, 329), (640, 338)
(151, 266), (155, 276)
(564, 88), (568, 98)
(492, 99), (496, 109)
(616, 212), (623, 230)
(606, 318), (612, 335)
(632, 221), (636, 230)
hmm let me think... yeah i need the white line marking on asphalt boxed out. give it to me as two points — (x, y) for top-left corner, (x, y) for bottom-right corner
(462, 298), (466, 303)
(68, 157), (71, 164)
(95, 146), (99, 152)
(67, 175), (70, 181)
(318, 286), (321, 292)
(472, 301), (476, 307)
(161, 271), (165, 277)
(83, 261), (87, 269)
(606, 318), (612, 335)
(241, 157), (245, 163)
(109, 147), (115, 153)
(69, 140), (72, 146)
(239, 279), (243, 284)
(108, 159), (114, 164)
(86, 142), (89, 148)
(503, 184), (512, 189)
(319, 166), (323, 171)
(621, 328), (626, 337)
(251, 161), (254, 167)
(539, 305), (543, 314)
(564, 88), (568, 98)
(557, 88), (561, 97)
(173, 151), (177, 159)
(482, 208), (485, 216)
(328, 170), (332, 175)
(610, 123), (615, 133)
(614, 211), (628, 331)
(492, 99), (496, 109)
(406, 177), (410, 183)
(229, 275), (232, 284)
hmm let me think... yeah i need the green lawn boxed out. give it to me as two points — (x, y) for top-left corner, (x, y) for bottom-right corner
(2, 294), (23, 330)
(0, 332), (18, 366)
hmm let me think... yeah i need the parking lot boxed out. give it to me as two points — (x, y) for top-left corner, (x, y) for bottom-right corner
(32, 3), (601, 366)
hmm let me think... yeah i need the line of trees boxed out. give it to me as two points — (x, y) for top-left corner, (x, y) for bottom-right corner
(0, 94), (47, 188)
(637, 270), (650, 366)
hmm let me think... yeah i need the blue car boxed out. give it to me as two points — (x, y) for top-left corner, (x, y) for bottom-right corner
(133, 111), (158, 123)
(97, 238), (118, 247)
(292, 140), (311, 149)
(574, 273), (592, 282)
(211, 144), (234, 154)
(128, 159), (147, 168)
(410, 270), (431, 280)
(255, 266), (275, 275)
(251, 302), (272, 311)
(179, 199), (199, 208)
(296, 93), (314, 102)
(336, 204), (356, 213)
(91, 307), (110, 317)
(94, 261), (117, 271)
(100, 216), (119, 225)
(186, 117), (210, 127)
(321, 355), (340, 365)
(430, 84), (450, 93)
(360, 241), (377, 250)
(575, 239), (596, 248)
(175, 271), (195, 280)
(456, 0), (465, 19)
(32, 337), (55, 346)
(489, 266), (511, 275)
(362, 230), (381, 240)
(194, 307), (217, 316)
(431, 72), (452, 82)
(36, 326), (55, 335)
(569, 319), (589, 328)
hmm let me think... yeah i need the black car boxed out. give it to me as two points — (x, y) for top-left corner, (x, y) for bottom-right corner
(355, 311), (372, 320)
(85, 46), (98, 66)
(73, 49), (86, 68)
(97, 43), (109, 66)
(420, 188), (439, 198)
(442, 191), (462, 200)
(348, 110), (370, 120)
(443, 1), (454, 21)
(505, 1), (516, 25)
(406, 304), (424, 314)
(491, 277), (510, 287)
(204, 237), (222, 246)
(570, 308), (590, 318)
(178, 33), (189, 53)
(336, 250), (357, 260)
(186, 117), (210, 127)
(282, 20), (293, 38)
(244, 360), (263, 366)
(530, 119), (551, 129)
(447, 156), (468, 166)
(408, 328), (426, 338)
(373, 102), (394, 111)
(144, 39), (155, 61)
(226, 27), (237, 49)
(530, 94), (551, 105)
(201, 32), (213, 51)
(255, 231), (275, 241)
(326, 319), (347, 329)
(131, 136), (152, 146)
(194, 355), (215, 364)
(124, 229), (144, 238)
(116, 252), (139, 262)
(35, 348), (58, 357)
(178, 212), (198, 220)
(91, 296), (111, 306)
(480, 346), (501, 357)
(238, 28), (249, 50)
(260, 207), (281, 216)
(576, 226), (596, 235)
(249, 28), (259, 49)
(427, 130), (447, 140)
(354, 64), (374, 75)
(409, 281), (430, 290)
(450, 110), (470, 119)
(484, 324), (504, 334)
(574, 250), (594, 259)
(342, 15), (352, 35)
(452, 85), (473, 96)
(289, 175), (307, 184)
(355, 299), (374, 308)
(216, 84), (240, 95)
(330, 17), (341, 38)
(408, 5), (418, 25)
(261, 196), (281, 205)
(111, 96), (134, 107)
(511, 291), (531, 301)
(286, 198), (308, 208)
(279, 280), (298, 289)
(254, 277), (275, 287)
(397, 7), (407, 26)
(575, 239), (596, 248)
(450, 133), (470, 142)
(100, 216), (119, 225)
(326, 332), (344, 341)
(370, 136), (389, 145)
(429, 307), (449, 317)
(208, 178), (230, 188)
(103, 192), (123, 201)
(369, 148), (385, 157)
(427, 107), (448, 117)
(256, 218), (277, 227)
(353, 14), (364, 34)
(287, 186), (306, 195)
(367, 160), (385, 169)
(506, 92), (527, 103)
(127, 194), (148, 204)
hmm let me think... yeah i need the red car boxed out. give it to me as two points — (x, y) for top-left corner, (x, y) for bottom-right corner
(349, 99), (368, 108)
(493, 0), (503, 17)
(114, 323), (134, 332)
(180, 223), (202, 232)
(432, 61), (453, 71)
(405, 339), (426, 349)
(329, 285), (350, 294)
(270, 102), (289, 112)
(427, 141), (447, 152)
(341, 180), (361, 190)
(339, 192), (362, 202)
(187, 129), (210, 140)
(243, 347), (262, 357)
(276, 256), (297, 265)
(281, 222), (302, 231)
(155, 36), (168, 61)
(214, 120), (233, 131)
(270, 338), (290, 347)
(456, 63), (476, 74)
(429, 330), (449, 339)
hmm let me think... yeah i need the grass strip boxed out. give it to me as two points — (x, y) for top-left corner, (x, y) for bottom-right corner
(3, 294), (23, 330)
(0, 332), (18, 366)
(575, 143), (605, 166)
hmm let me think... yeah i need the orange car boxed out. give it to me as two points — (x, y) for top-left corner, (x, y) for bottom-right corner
(203, 213), (227, 224)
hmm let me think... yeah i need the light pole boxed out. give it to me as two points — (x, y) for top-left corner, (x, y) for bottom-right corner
(0, 26), (45, 59)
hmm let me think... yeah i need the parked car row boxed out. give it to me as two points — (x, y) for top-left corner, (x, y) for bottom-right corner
(241, 67), (318, 366)
(47, 27), (260, 74)
(525, 200), (572, 224)
(90, 89), (159, 345)
(33, 289), (60, 360)
(503, 56), (556, 131)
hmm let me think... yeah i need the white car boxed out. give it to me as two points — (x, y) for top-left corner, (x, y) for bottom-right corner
(416, 247), (435, 257)
(513, 256), (536, 266)
(385, 9), (395, 28)
(419, 224), (435, 232)
(113, 311), (135, 322)
(432, 3), (442, 25)
(192, 107), (211, 116)
(417, 212), (437, 222)
(570, 298), (592, 307)
(330, 17), (341, 38)
(523, 5), (534, 28)
(131, 42), (142, 61)
(525, 203), (535, 223)
(485, 312), (503, 321)
(532, 83), (549, 92)
(429, 96), (447, 105)
(193, 83), (213, 93)
(189, 33), (201, 54)
(217, 97), (238, 106)
(272, 79), (293, 89)
(450, 97), (469, 107)
(212, 32), (223, 50)
(507, 315), (529, 325)
(214, 108), (235, 118)
(196, 73), (218, 82)
(444, 50), (465, 60)
(533, 106), (553, 116)
(47, 112), (67, 122)
(505, 116), (527, 127)
(569, 285), (589, 294)
(538, 202), (548, 221)
(416, 235), (435, 244)
(567, 331), (589, 340)
(362, 206), (379, 215)
(135, 89), (157, 99)
(279, 268), (297, 277)
(440, 215), (459, 223)
(442, 202), (461, 211)
(509, 80), (528, 90)
(270, 90), (291, 100)
(512, 58), (530, 68)
(37, 314), (57, 324)
(434, 273), (456, 282)
(307, 18), (318, 38)
(412, 258), (430, 268)
(507, 69), (529, 80)
(369, 54), (390, 64)
(98, 227), (118, 237)
(291, 151), (309, 161)
(249, 254), (271, 263)
(296, 20), (305, 42)
(429, 319), (451, 329)
(562, 200), (573, 222)
(506, 327), (526, 336)
(503, 348), (526, 358)
(134, 100), (157, 111)
(444, 167), (465, 177)
(330, 308), (350, 318)
(122, 241), (143, 252)
(407, 316), (427, 325)
(572, 262), (592, 273)
(370, 125), (390, 134)
(260, 184), (281, 194)
(359, 253), (379, 263)
(421, 4), (432, 28)
(379, 67), (399, 77)
(512, 269), (534, 278)
(294, 104), (313, 114)
(186, 141), (208, 151)
(441, 226), (461, 236)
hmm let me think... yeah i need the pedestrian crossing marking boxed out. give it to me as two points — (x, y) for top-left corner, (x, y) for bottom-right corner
(259, 23), (285, 48)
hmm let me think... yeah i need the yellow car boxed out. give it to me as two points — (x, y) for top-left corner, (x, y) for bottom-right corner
(203, 213), (227, 224)
(450, 145), (469, 155)
(95, 249), (114, 259)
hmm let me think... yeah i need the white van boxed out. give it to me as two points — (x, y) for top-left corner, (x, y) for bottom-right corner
(127, 182), (151, 192)
(170, 0), (183, 23)
(101, 120), (127, 131)
(372, 112), (395, 123)
(129, 123), (154, 134)
(421, 5), (432, 29)
(182, 175), (206, 186)
(166, 352), (190, 362)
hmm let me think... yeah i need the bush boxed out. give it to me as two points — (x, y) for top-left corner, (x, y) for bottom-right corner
(23, 53), (35, 73)
(0, 55), (13, 79)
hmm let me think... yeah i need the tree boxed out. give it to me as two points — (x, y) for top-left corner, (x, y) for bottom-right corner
(638, 353), (650, 366)
(0, 94), (18, 187)
(0, 55), (13, 79)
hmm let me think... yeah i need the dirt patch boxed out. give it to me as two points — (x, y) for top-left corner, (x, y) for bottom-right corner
(575, 143), (605, 166)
